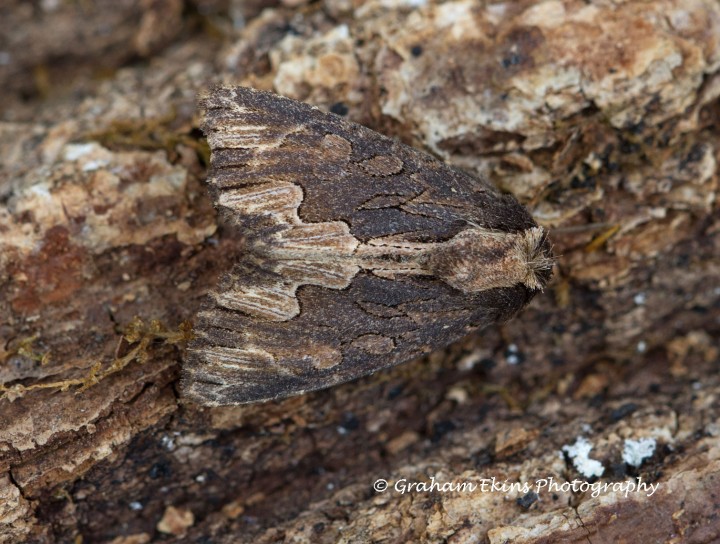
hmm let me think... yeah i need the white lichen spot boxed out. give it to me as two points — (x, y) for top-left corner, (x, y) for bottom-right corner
(506, 343), (521, 365)
(380, 0), (427, 7)
(622, 438), (656, 467)
(506, 354), (521, 365)
(333, 24), (350, 40)
(63, 143), (98, 161)
(637, 340), (647, 353)
(633, 292), (647, 305)
(82, 160), (107, 172)
(160, 434), (176, 451)
(562, 436), (605, 478)
(30, 182), (53, 200)
(337, 426), (349, 436)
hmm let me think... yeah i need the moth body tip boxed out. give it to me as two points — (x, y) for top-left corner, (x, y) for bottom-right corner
(521, 227), (555, 291)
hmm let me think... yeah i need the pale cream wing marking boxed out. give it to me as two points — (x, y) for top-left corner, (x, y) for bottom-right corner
(272, 261), (360, 290)
(217, 181), (303, 224)
(213, 283), (300, 322)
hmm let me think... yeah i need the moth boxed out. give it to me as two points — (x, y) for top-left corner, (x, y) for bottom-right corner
(181, 86), (553, 406)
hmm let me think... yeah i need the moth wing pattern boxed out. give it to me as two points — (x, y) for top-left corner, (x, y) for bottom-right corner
(182, 86), (551, 406)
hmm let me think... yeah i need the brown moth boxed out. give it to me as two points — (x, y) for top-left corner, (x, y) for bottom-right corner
(182, 86), (553, 406)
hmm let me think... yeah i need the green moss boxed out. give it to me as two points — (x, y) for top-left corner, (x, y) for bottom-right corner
(0, 318), (193, 401)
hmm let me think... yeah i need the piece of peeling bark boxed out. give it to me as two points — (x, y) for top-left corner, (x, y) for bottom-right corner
(0, 0), (719, 542)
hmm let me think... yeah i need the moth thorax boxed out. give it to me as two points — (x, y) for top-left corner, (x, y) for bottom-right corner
(428, 227), (550, 293)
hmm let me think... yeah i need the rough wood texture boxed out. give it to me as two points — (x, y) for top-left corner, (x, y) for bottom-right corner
(1, 1), (719, 542)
